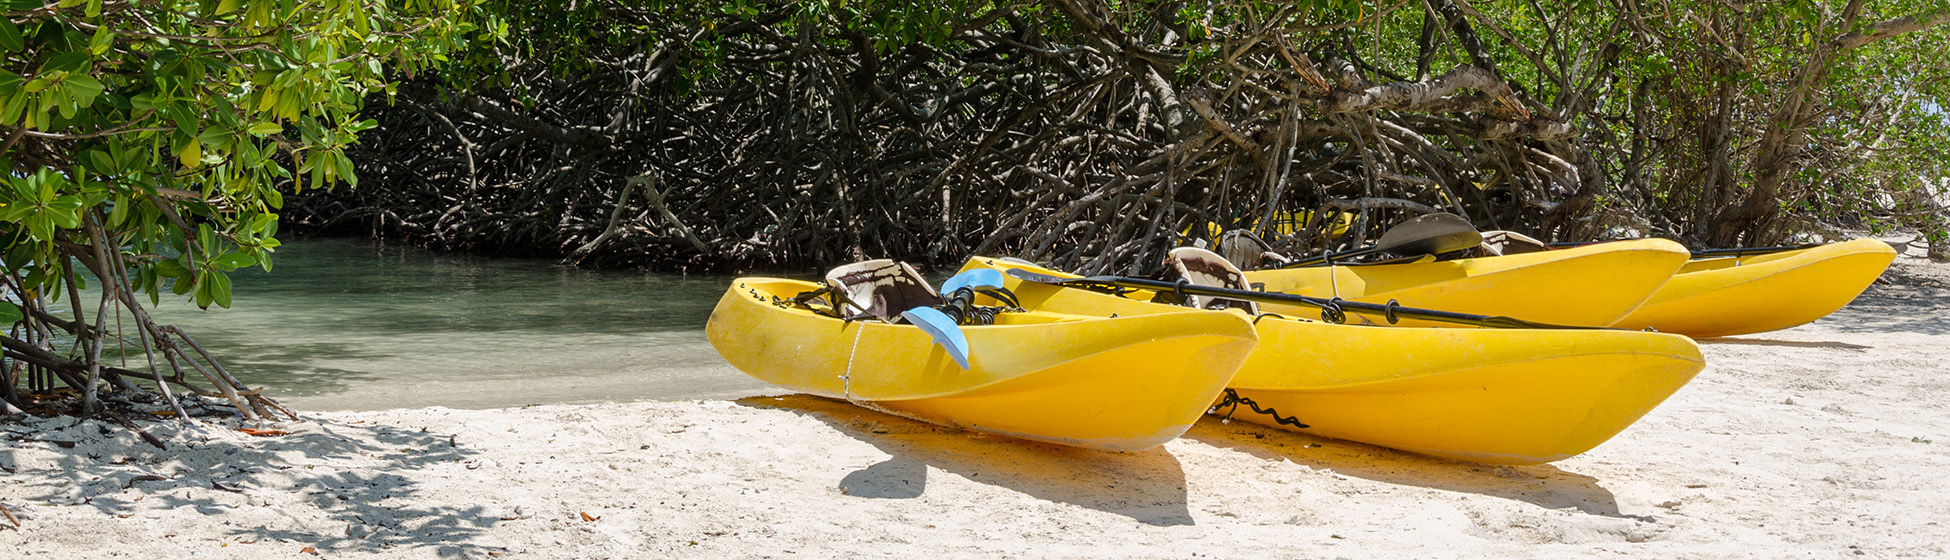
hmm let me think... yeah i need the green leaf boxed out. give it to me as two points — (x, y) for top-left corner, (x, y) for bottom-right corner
(45, 197), (82, 228)
(247, 122), (282, 135)
(1785, 0), (1819, 26)
(167, 106), (198, 136)
(40, 52), (90, 74)
(153, 258), (189, 278)
(195, 127), (231, 152)
(0, 19), (22, 53)
(308, 158), (325, 189)
(212, 251), (255, 270)
(65, 75), (102, 100)
(197, 223), (215, 250)
(87, 150), (114, 173)
(88, 26), (112, 56)
(3, 243), (30, 270)
(194, 272), (214, 308)
(248, 212), (275, 233)
(0, 301), (22, 325)
(107, 195), (129, 226)
(208, 270), (232, 308)
(0, 201), (31, 222)
(22, 265), (46, 291)
(26, 213), (53, 241)
(54, 86), (76, 119)
(177, 138), (201, 168)
(0, 91), (25, 125)
(333, 151), (356, 186)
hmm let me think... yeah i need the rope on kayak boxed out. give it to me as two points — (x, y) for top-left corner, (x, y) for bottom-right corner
(774, 285), (843, 317)
(840, 322), (866, 402)
(1326, 253), (1342, 300)
(1319, 298), (1347, 324)
(1210, 389), (1309, 429)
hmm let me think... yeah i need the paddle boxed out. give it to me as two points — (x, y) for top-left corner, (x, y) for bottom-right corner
(934, 268), (1020, 325)
(824, 261), (1003, 370)
(891, 268), (1030, 370)
(1547, 241), (1821, 259)
(1686, 244), (1821, 259)
(1004, 268), (1610, 330)
(1277, 212), (1484, 268)
(900, 307), (971, 369)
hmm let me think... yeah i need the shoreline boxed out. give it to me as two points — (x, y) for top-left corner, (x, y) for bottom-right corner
(3, 255), (1946, 558)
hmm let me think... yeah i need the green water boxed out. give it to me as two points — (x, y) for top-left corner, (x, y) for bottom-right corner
(121, 238), (772, 411)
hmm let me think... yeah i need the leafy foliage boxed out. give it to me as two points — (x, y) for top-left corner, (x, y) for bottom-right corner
(2, 0), (481, 309)
(1, 0), (482, 415)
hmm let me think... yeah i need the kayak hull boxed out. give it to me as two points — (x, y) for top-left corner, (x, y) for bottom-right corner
(1612, 238), (1897, 337)
(1243, 238), (1691, 327)
(961, 257), (1705, 464)
(706, 278), (1259, 451)
(1226, 327), (1702, 464)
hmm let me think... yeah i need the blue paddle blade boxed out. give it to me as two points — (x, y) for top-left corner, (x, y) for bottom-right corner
(939, 268), (1005, 295)
(900, 307), (971, 370)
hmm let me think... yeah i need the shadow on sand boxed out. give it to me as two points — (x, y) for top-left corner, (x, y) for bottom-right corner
(1832, 262), (1950, 336)
(1183, 416), (1649, 520)
(1698, 337), (1872, 350)
(3, 417), (503, 556)
(737, 394), (1195, 526)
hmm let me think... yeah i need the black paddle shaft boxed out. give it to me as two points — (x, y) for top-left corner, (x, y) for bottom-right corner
(1005, 268), (1610, 330)
(1687, 244), (1820, 259)
(1546, 240), (1819, 259)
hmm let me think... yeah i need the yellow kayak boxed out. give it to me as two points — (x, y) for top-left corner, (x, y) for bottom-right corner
(705, 277), (1259, 451)
(960, 257), (1705, 464)
(1612, 238), (1896, 337)
(1242, 238), (1691, 327)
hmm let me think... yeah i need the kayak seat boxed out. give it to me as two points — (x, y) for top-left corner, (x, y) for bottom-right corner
(824, 259), (942, 324)
(1165, 247), (1260, 315)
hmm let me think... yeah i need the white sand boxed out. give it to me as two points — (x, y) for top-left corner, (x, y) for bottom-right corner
(4, 256), (1947, 559)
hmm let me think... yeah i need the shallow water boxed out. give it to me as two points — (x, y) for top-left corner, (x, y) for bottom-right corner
(115, 238), (773, 411)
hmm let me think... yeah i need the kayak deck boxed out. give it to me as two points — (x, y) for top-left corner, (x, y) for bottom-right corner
(961, 257), (1705, 464)
(1243, 238), (1690, 327)
(706, 277), (1259, 451)
(1611, 238), (1897, 337)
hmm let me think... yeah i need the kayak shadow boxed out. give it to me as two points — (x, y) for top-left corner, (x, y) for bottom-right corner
(1834, 263), (1950, 336)
(1183, 417), (1647, 520)
(737, 394), (1196, 526)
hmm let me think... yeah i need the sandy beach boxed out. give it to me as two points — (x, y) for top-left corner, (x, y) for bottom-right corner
(4, 254), (1947, 559)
